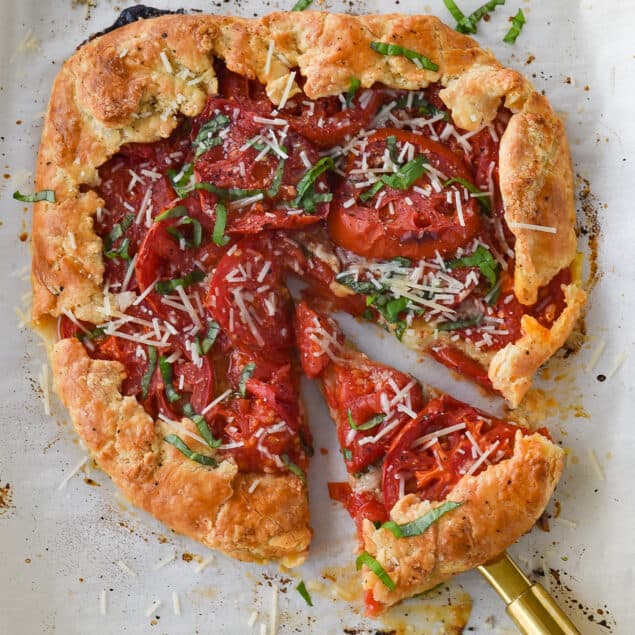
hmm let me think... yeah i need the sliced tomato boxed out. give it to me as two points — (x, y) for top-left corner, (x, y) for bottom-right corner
(294, 300), (344, 379)
(382, 395), (528, 511)
(279, 89), (384, 148)
(328, 482), (388, 539)
(192, 98), (330, 234)
(429, 345), (494, 392)
(328, 129), (482, 259)
(205, 234), (294, 359)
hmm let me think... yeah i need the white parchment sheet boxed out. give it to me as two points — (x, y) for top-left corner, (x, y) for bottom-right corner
(1, 1), (633, 633)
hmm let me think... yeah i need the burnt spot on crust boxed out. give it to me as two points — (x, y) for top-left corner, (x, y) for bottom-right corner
(78, 5), (186, 49)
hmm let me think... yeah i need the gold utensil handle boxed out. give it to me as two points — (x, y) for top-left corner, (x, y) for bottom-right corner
(478, 552), (581, 635)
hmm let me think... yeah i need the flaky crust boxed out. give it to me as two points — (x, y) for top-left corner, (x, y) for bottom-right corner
(361, 432), (563, 611)
(52, 338), (311, 565)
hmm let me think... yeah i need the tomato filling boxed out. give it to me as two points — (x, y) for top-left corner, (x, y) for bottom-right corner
(61, 60), (566, 476)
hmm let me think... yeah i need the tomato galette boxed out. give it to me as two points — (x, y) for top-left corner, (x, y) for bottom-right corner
(28, 10), (579, 612)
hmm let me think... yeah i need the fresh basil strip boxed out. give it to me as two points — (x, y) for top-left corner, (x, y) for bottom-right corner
(345, 77), (361, 108)
(335, 274), (380, 296)
(167, 163), (194, 199)
(154, 269), (206, 295)
(437, 315), (483, 331)
(385, 135), (398, 163)
(293, 157), (334, 211)
(358, 181), (385, 203)
(281, 453), (306, 481)
(200, 320), (220, 354)
(155, 205), (187, 222)
(392, 256), (412, 267)
(182, 403), (222, 448)
(503, 8), (526, 44)
(343, 448), (353, 461)
(347, 409), (386, 431)
(266, 159), (286, 198)
(140, 345), (157, 399)
(360, 155), (428, 202)
(193, 113), (231, 159)
(453, 0), (506, 34)
(164, 434), (218, 466)
(103, 214), (134, 260)
(484, 279), (502, 307)
(159, 356), (181, 403)
(443, 177), (491, 214)
(13, 189), (56, 203)
(76, 327), (105, 343)
(355, 552), (396, 591)
(196, 181), (260, 200)
(212, 202), (230, 247)
(238, 362), (256, 397)
(382, 155), (428, 190)
(370, 41), (439, 72)
(167, 216), (203, 249)
(443, 0), (467, 23)
(446, 245), (499, 289)
(381, 501), (463, 538)
(291, 0), (313, 10)
(296, 581), (313, 606)
(394, 320), (407, 341)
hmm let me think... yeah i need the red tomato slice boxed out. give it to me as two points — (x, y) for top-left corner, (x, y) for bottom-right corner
(205, 234), (294, 358)
(279, 89), (384, 148)
(294, 300), (344, 379)
(328, 129), (482, 259)
(192, 98), (330, 234)
(382, 395), (527, 511)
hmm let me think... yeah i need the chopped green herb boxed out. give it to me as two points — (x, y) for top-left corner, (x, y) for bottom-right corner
(200, 320), (220, 354)
(343, 448), (353, 461)
(293, 157), (334, 212)
(395, 94), (449, 119)
(193, 114), (231, 159)
(345, 77), (361, 108)
(266, 159), (286, 198)
(347, 409), (386, 431)
(281, 454), (306, 481)
(167, 216), (203, 249)
(154, 269), (206, 295)
(291, 0), (313, 10)
(370, 41), (439, 72)
(140, 345), (157, 399)
(443, 177), (491, 214)
(446, 245), (499, 290)
(103, 214), (134, 261)
(437, 315), (483, 331)
(238, 362), (256, 397)
(182, 403), (222, 448)
(76, 327), (105, 343)
(384, 296), (410, 322)
(443, 0), (467, 23)
(296, 580), (313, 606)
(360, 155), (428, 202)
(359, 181), (385, 203)
(155, 205), (187, 222)
(452, 0), (506, 34)
(212, 202), (230, 247)
(386, 135), (398, 163)
(355, 552), (396, 591)
(503, 9), (526, 44)
(196, 181), (260, 200)
(394, 321), (407, 341)
(159, 356), (181, 403)
(484, 279), (502, 306)
(335, 274), (380, 296)
(13, 189), (56, 203)
(392, 256), (412, 267)
(164, 434), (218, 466)
(167, 163), (194, 199)
(381, 501), (463, 538)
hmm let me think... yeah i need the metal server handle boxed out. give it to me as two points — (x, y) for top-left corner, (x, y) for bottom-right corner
(478, 552), (581, 635)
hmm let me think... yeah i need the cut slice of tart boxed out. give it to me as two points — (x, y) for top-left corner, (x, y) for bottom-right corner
(295, 301), (563, 615)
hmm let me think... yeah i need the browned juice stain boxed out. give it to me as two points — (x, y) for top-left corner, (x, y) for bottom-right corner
(321, 564), (363, 602)
(380, 588), (472, 635)
(83, 477), (100, 487)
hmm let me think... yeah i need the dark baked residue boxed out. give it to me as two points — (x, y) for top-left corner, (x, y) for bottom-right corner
(79, 5), (186, 49)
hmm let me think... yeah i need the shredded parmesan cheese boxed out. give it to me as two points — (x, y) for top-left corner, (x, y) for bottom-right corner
(278, 72), (296, 110)
(585, 339), (606, 372)
(99, 589), (107, 615)
(195, 554), (215, 573)
(172, 591), (181, 616)
(117, 560), (137, 578)
(57, 457), (88, 490)
(507, 221), (557, 234)
(587, 449), (605, 481)
(269, 584), (279, 635)
(145, 599), (161, 618)
(153, 552), (176, 570)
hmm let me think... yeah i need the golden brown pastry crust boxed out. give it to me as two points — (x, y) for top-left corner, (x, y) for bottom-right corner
(52, 338), (311, 565)
(31, 11), (579, 561)
(361, 432), (564, 611)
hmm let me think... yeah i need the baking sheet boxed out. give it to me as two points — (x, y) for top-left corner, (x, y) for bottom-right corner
(1, 0), (633, 633)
